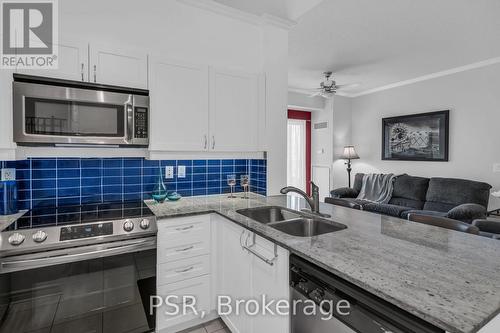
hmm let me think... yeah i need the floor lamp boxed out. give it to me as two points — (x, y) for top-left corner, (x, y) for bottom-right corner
(341, 146), (359, 188)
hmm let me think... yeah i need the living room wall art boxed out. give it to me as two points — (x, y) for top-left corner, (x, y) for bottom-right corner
(382, 110), (449, 161)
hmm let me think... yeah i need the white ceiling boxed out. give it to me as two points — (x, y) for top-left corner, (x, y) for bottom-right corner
(213, 0), (323, 21)
(288, 0), (500, 95)
(216, 0), (500, 96)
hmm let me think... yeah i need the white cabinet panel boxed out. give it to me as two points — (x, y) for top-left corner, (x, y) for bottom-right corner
(149, 58), (209, 151)
(158, 255), (210, 286)
(156, 275), (211, 331)
(90, 44), (148, 88)
(215, 216), (252, 333)
(209, 67), (260, 152)
(0, 68), (15, 158)
(214, 216), (290, 333)
(248, 234), (290, 333)
(16, 40), (88, 82)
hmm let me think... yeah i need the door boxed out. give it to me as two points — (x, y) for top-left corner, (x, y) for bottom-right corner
(287, 110), (311, 195)
(16, 40), (88, 81)
(149, 58), (209, 151)
(216, 217), (252, 333)
(90, 43), (148, 88)
(248, 233), (290, 333)
(0, 248), (157, 333)
(209, 67), (259, 152)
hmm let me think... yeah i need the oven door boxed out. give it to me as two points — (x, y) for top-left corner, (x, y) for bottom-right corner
(0, 237), (157, 333)
(13, 81), (140, 146)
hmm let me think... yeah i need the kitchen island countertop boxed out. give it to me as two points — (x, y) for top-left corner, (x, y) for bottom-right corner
(145, 193), (500, 333)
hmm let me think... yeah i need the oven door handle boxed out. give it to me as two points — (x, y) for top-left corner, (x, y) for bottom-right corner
(0, 237), (156, 271)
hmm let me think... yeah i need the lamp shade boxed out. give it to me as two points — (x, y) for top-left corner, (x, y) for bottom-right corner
(341, 146), (359, 160)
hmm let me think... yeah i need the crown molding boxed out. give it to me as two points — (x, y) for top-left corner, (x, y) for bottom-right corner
(261, 13), (296, 30)
(287, 104), (324, 112)
(177, 0), (296, 30)
(350, 56), (500, 98)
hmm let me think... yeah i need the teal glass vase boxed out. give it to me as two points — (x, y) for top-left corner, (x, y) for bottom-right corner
(152, 168), (168, 203)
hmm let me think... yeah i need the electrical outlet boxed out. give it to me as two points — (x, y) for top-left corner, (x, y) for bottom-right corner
(1, 168), (16, 181)
(493, 163), (500, 173)
(165, 166), (174, 179)
(178, 165), (186, 178)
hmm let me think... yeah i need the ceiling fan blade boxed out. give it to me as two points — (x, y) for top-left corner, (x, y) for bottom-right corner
(336, 83), (360, 90)
(309, 92), (322, 97)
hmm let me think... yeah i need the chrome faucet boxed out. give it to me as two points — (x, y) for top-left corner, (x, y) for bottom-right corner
(280, 182), (330, 217)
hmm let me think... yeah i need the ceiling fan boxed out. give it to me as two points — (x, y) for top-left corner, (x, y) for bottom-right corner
(308, 71), (358, 98)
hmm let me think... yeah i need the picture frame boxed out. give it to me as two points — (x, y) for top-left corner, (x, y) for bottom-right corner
(382, 110), (449, 161)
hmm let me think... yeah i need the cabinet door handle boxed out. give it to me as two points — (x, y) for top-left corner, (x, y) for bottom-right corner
(212, 136), (215, 150)
(81, 63), (84, 81)
(176, 225), (194, 231)
(175, 245), (194, 252)
(93, 65), (97, 82)
(175, 266), (194, 273)
(204, 135), (207, 150)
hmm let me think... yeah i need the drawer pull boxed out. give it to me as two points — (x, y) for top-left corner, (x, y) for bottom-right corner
(176, 245), (194, 252)
(175, 266), (194, 273)
(176, 225), (194, 231)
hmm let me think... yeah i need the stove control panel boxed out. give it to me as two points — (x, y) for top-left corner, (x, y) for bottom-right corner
(60, 222), (113, 241)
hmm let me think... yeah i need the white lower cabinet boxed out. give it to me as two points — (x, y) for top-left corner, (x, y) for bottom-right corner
(156, 214), (289, 333)
(213, 214), (290, 333)
(156, 215), (214, 332)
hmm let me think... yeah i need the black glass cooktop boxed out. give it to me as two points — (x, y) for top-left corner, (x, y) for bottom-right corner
(4, 201), (154, 231)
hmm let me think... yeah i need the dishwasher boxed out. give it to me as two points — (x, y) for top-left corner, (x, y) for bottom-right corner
(290, 255), (444, 333)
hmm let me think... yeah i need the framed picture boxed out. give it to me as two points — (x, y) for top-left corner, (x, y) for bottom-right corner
(382, 110), (449, 161)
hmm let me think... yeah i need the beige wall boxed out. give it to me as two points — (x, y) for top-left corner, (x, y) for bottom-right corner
(347, 63), (500, 190)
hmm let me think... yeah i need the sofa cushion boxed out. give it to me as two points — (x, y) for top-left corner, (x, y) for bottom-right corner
(388, 174), (429, 209)
(424, 178), (492, 212)
(447, 203), (487, 223)
(330, 187), (359, 198)
(362, 203), (411, 218)
(401, 210), (448, 220)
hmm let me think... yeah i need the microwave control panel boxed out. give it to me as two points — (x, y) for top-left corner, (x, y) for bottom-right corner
(134, 107), (148, 139)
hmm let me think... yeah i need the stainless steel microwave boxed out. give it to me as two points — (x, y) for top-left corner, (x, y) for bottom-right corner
(13, 74), (149, 147)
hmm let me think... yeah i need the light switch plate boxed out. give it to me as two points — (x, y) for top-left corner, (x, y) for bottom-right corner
(493, 163), (500, 173)
(1, 168), (16, 181)
(178, 165), (186, 178)
(165, 166), (174, 179)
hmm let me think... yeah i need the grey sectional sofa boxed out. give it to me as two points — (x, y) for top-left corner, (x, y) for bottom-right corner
(325, 173), (491, 223)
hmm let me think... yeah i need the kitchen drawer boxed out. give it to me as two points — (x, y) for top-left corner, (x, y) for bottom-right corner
(158, 255), (210, 286)
(158, 215), (210, 244)
(156, 275), (211, 330)
(157, 236), (210, 263)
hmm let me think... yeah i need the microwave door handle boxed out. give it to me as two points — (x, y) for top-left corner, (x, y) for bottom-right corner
(126, 97), (134, 143)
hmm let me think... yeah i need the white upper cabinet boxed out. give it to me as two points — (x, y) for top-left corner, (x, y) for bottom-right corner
(148, 60), (263, 153)
(209, 67), (260, 152)
(16, 39), (88, 82)
(149, 58), (209, 151)
(89, 43), (148, 89)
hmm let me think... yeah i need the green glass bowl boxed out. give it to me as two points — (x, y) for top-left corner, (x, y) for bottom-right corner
(167, 192), (182, 201)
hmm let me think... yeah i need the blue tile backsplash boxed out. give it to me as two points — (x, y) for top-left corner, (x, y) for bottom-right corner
(0, 158), (267, 211)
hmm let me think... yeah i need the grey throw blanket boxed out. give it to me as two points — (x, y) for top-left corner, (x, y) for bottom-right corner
(357, 173), (396, 203)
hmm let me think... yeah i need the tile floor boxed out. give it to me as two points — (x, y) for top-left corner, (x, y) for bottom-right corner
(179, 318), (230, 333)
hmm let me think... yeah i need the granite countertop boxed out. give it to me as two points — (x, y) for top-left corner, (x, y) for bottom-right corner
(145, 193), (500, 333)
(0, 210), (28, 232)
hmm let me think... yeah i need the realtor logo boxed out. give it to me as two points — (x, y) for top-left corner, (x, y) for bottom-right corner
(1, 0), (58, 69)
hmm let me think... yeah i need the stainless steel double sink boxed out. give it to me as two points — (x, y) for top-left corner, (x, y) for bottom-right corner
(236, 206), (347, 237)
